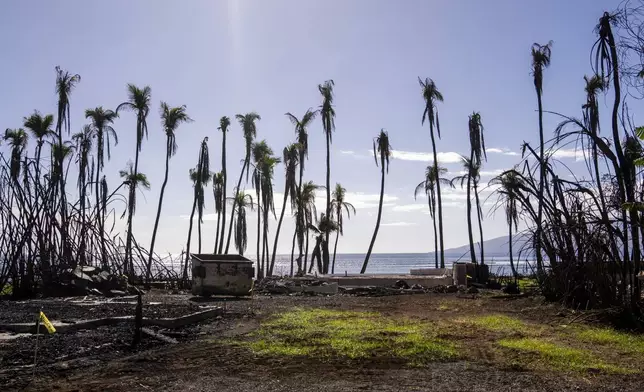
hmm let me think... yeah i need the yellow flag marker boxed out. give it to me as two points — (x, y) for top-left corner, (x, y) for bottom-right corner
(39, 311), (56, 334)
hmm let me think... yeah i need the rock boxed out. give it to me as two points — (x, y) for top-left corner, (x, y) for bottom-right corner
(467, 286), (479, 294)
(393, 280), (409, 289)
(446, 285), (458, 293)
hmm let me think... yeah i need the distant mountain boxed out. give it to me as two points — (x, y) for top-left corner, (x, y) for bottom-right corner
(429, 234), (532, 260)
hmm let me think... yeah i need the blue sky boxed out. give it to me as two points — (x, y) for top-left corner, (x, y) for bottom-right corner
(0, 0), (625, 255)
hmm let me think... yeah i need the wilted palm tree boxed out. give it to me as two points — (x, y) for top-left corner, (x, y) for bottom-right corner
(318, 80), (336, 273)
(308, 213), (338, 274)
(451, 156), (481, 266)
(212, 172), (224, 253)
(531, 40), (552, 272)
(272, 143), (299, 275)
(182, 138), (211, 282)
(224, 112), (260, 253)
(251, 140), (273, 277)
(116, 84), (151, 177)
(468, 112), (486, 265)
(119, 162), (151, 276)
(50, 141), (74, 185)
(419, 77), (446, 268)
(294, 181), (321, 273)
(330, 183), (355, 274)
(229, 191), (254, 256)
(285, 109), (318, 265)
(3, 129), (28, 181)
(414, 164), (449, 268)
(195, 138), (211, 255)
(217, 116), (230, 254)
(23, 111), (55, 178)
(489, 170), (524, 278)
(147, 102), (192, 279)
(71, 125), (94, 265)
(85, 106), (118, 269)
(594, 12), (639, 284)
(55, 66), (80, 263)
(361, 129), (392, 274)
(260, 154), (281, 276)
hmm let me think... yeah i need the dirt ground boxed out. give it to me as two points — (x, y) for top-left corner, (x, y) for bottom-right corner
(1, 291), (642, 392)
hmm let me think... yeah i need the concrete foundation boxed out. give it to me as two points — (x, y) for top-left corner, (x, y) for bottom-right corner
(319, 274), (452, 288)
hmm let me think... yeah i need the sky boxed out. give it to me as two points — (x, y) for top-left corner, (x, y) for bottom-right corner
(0, 0), (629, 256)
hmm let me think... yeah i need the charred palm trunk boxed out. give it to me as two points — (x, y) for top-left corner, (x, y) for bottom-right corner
(225, 157), (248, 254)
(361, 155), (386, 274)
(271, 181), (290, 273)
(182, 195), (198, 281)
(219, 130), (227, 254)
(430, 122), (445, 268)
(147, 139), (171, 280)
(536, 88), (545, 274)
(324, 133), (331, 274)
(474, 181), (484, 265)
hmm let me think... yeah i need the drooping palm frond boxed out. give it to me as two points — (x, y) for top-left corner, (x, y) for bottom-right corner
(23, 111), (55, 145)
(213, 171), (224, 214)
(318, 80), (336, 142)
(531, 41), (553, 95)
(373, 129), (392, 172)
(160, 102), (192, 157)
(283, 143), (300, 211)
(55, 66), (81, 135)
(285, 109), (317, 171)
(4, 128), (28, 180)
(235, 112), (261, 179)
(331, 183), (356, 235)
(419, 77), (444, 136)
(85, 107), (118, 169)
(117, 84), (152, 151)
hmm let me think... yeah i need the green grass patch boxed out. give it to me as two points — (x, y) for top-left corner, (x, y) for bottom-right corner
(466, 314), (531, 334)
(517, 278), (538, 290)
(576, 327), (644, 354)
(0, 284), (12, 296)
(242, 308), (458, 365)
(498, 338), (632, 374)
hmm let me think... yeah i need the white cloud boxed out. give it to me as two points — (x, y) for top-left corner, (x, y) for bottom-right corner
(342, 192), (398, 210)
(549, 148), (586, 161)
(391, 204), (427, 212)
(388, 150), (463, 164)
(381, 222), (418, 227)
(486, 147), (519, 156)
(340, 150), (355, 155)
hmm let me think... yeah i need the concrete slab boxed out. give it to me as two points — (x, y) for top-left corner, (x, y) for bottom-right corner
(319, 275), (452, 288)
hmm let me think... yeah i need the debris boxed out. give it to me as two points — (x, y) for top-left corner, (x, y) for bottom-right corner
(141, 328), (178, 344)
(393, 280), (410, 289)
(467, 286), (480, 294)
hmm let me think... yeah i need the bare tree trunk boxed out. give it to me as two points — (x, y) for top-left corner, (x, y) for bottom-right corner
(271, 181), (289, 271)
(474, 181), (484, 265)
(361, 157), (386, 274)
(324, 133), (331, 274)
(147, 140), (171, 279)
(182, 196), (197, 281)
(429, 121), (445, 268)
(332, 230), (340, 274)
(219, 130), (227, 254)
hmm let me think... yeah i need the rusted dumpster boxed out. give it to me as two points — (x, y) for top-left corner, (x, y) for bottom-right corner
(191, 254), (254, 297)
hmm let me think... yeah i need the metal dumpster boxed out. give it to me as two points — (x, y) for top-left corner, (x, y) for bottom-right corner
(191, 254), (254, 296)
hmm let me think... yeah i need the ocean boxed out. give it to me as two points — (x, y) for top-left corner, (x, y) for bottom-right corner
(266, 253), (534, 276)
